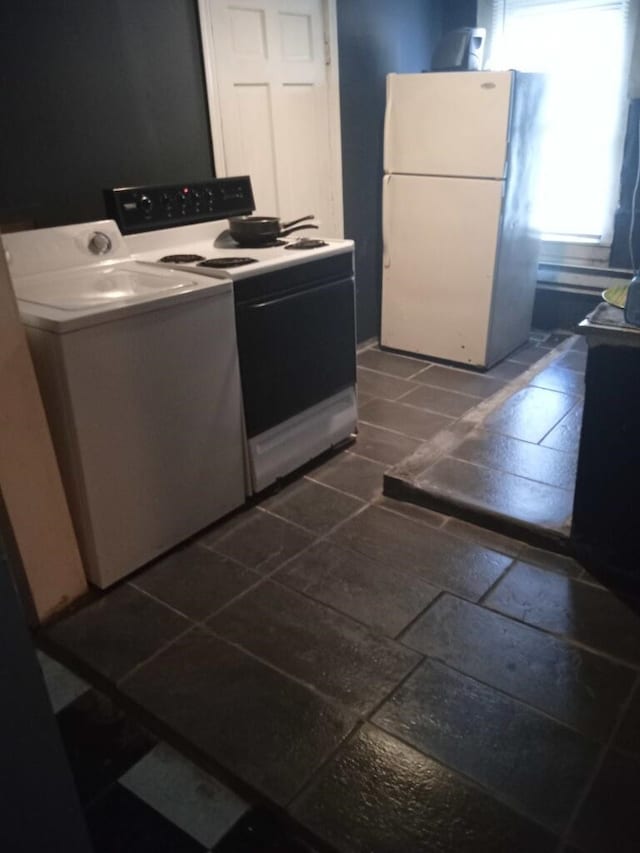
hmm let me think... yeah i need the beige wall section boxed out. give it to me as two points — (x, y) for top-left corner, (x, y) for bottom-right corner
(0, 232), (87, 622)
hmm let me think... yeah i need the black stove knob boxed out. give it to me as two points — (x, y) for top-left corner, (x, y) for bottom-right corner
(160, 192), (172, 206)
(138, 195), (153, 213)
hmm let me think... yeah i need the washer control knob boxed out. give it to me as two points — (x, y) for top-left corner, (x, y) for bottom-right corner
(139, 195), (153, 213)
(88, 231), (112, 255)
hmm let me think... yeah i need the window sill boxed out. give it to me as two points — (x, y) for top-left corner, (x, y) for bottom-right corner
(539, 237), (611, 267)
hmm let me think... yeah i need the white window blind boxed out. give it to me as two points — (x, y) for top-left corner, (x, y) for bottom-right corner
(480, 0), (632, 243)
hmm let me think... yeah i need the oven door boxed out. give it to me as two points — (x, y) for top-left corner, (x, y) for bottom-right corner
(235, 276), (356, 438)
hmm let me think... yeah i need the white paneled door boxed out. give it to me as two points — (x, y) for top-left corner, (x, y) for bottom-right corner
(199, 0), (343, 236)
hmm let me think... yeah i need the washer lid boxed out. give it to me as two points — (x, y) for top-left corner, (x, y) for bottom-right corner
(17, 264), (204, 310)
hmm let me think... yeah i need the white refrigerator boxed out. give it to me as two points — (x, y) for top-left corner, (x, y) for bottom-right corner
(381, 70), (543, 368)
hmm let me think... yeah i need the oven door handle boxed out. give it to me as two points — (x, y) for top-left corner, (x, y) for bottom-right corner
(246, 279), (349, 311)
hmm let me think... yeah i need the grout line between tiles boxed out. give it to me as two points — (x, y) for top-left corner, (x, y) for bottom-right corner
(117, 623), (197, 687)
(477, 558), (518, 606)
(394, 590), (448, 643)
(558, 671), (640, 850)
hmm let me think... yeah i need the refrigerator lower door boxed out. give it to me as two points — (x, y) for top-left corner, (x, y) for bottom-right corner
(381, 173), (503, 367)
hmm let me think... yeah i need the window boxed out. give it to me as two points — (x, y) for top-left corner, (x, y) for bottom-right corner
(479, 0), (634, 245)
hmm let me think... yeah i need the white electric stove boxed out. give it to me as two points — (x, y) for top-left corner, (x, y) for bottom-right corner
(106, 176), (358, 492)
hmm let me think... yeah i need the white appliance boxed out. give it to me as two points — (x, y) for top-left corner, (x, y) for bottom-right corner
(381, 70), (543, 368)
(4, 220), (246, 588)
(106, 177), (358, 493)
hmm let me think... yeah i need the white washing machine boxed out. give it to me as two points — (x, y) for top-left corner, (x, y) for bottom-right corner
(4, 220), (246, 588)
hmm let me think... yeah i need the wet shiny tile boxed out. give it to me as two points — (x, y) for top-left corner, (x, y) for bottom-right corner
(276, 539), (441, 637)
(208, 581), (420, 714)
(291, 724), (557, 853)
(442, 517), (523, 558)
(541, 403), (584, 452)
(201, 508), (314, 575)
(570, 749), (640, 853)
(453, 429), (578, 490)
(263, 479), (364, 535)
(358, 398), (454, 441)
(399, 383), (480, 417)
(121, 628), (355, 805)
(357, 347), (427, 378)
(356, 367), (418, 400)
(614, 687), (640, 756)
(412, 364), (506, 398)
(484, 386), (577, 443)
(419, 456), (574, 528)
(486, 562), (640, 666)
(530, 364), (585, 396)
(46, 585), (190, 682)
(306, 452), (386, 501)
(559, 350), (588, 373)
(509, 343), (550, 366)
(133, 544), (260, 621)
(402, 594), (635, 739)
(374, 658), (598, 831)
(330, 505), (511, 601)
(352, 422), (423, 466)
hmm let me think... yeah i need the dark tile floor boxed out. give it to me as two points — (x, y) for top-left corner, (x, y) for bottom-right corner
(384, 334), (586, 539)
(41, 332), (640, 852)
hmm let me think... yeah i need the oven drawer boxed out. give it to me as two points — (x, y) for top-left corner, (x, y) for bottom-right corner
(235, 276), (356, 438)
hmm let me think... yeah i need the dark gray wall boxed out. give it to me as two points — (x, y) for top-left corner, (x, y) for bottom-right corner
(442, 0), (478, 31)
(0, 0), (214, 228)
(337, 0), (443, 341)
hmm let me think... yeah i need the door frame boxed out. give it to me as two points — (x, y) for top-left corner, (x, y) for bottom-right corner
(197, 0), (344, 236)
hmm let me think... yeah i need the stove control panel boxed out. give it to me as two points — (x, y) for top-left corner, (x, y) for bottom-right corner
(104, 176), (255, 234)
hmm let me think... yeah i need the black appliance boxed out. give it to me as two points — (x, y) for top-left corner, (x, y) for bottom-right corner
(431, 27), (486, 72)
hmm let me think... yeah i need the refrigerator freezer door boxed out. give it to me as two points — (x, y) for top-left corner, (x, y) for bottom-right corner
(384, 71), (513, 179)
(381, 173), (503, 366)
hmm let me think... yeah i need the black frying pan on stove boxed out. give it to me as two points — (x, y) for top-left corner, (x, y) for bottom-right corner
(227, 213), (318, 246)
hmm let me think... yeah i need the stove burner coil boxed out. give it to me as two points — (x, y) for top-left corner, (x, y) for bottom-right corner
(284, 238), (329, 250)
(197, 257), (258, 268)
(158, 254), (206, 263)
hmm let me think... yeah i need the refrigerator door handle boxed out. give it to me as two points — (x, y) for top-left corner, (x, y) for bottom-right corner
(382, 174), (392, 269)
(383, 74), (394, 174)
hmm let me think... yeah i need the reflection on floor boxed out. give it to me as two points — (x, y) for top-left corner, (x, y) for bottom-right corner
(39, 333), (640, 853)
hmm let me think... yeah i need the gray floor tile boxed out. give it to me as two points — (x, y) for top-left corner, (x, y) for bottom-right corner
(357, 347), (428, 378)
(329, 505), (511, 601)
(306, 452), (386, 501)
(509, 343), (550, 366)
(485, 562), (640, 666)
(558, 350), (588, 372)
(352, 422), (423, 466)
(358, 397), (454, 441)
(276, 539), (441, 637)
(540, 403), (584, 452)
(356, 367), (418, 400)
(201, 508), (314, 575)
(401, 594), (635, 739)
(399, 383), (481, 417)
(570, 749), (640, 853)
(37, 650), (89, 713)
(133, 544), (260, 621)
(121, 627), (356, 805)
(518, 544), (584, 579)
(614, 686), (640, 757)
(262, 479), (364, 535)
(374, 658), (599, 832)
(530, 364), (585, 397)
(373, 494), (447, 528)
(208, 581), (420, 714)
(484, 360), (530, 381)
(484, 386), (578, 443)
(452, 429), (578, 490)
(291, 725), (557, 853)
(419, 456), (574, 529)
(442, 517), (523, 558)
(121, 743), (247, 848)
(412, 364), (506, 398)
(46, 585), (190, 682)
